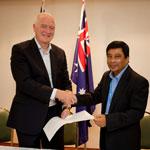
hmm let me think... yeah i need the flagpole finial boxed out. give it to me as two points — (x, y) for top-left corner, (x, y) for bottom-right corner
(40, 0), (46, 13)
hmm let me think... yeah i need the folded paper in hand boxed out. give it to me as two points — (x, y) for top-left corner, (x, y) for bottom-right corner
(43, 110), (94, 142)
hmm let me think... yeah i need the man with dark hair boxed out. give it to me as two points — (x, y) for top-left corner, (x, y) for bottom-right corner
(76, 41), (149, 150)
(106, 41), (129, 58)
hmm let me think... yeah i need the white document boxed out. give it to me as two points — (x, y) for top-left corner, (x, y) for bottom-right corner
(43, 110), (94, 142)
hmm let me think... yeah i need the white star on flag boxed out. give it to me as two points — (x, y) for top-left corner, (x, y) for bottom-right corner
(74, 63), (78, 72)
(79, 88), (86, 95)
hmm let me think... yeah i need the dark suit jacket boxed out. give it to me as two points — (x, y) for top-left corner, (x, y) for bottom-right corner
(7, 39), (72, 135)
(77, 66), (149, 150)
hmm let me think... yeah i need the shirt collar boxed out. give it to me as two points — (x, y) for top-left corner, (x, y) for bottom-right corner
(34, 37), (52, 54)
(109, 64), (128, 80)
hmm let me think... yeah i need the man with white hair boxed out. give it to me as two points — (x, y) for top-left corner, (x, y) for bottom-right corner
(7, 13), (75, 150)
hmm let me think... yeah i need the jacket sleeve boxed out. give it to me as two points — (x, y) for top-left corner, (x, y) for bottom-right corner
(59, 51), (72, 91)
(76, 73), (107, 106)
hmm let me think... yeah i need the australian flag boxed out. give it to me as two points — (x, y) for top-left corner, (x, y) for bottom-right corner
(71, 0), (95, 145)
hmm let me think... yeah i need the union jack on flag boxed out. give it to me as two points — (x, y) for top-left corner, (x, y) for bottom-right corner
(71, 0), (95, 145)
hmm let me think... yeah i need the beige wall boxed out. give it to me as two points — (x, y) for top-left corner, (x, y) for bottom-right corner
(0, 0), (150, 148)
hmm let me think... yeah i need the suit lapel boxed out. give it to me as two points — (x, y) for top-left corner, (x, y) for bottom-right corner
(102, 74), (112, 113)
(49, 45), (57, 87)
(109, 66), (131, 113)
(30, 39), (50, 84)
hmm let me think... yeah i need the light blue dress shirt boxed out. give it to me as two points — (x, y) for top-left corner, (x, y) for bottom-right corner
(105, 65), (128, 114)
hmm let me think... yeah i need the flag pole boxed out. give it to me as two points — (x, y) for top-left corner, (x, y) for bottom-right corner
(40, 0), (46, 12)
(80, 0), (85, 30)
(71, 0), (95, 146)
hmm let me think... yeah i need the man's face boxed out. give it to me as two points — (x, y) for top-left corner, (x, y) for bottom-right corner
(33, 15), (55, 45)
(107, 48), (129, 76)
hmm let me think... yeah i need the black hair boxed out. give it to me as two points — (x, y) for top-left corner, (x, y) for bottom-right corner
(106, 41), (129, 58)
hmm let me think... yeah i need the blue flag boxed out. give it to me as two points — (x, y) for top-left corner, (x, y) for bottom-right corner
(71, 0), (95, 145)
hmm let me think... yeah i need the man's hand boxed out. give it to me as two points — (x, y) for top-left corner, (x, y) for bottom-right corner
(55, 90), (77, 105)
(94, 114), (106, 127)
(61, 107), (72, 119)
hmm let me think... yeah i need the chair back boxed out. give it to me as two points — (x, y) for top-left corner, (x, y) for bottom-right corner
(0, 108), (11, 142)
(140, 115), (150, 149)
(64, 122), (78, 147)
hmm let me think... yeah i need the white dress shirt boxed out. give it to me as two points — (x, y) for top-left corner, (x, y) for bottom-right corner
(34, 38), (57, 107)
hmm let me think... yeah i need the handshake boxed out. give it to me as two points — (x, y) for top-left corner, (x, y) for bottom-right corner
(55, 89), (77, 106)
